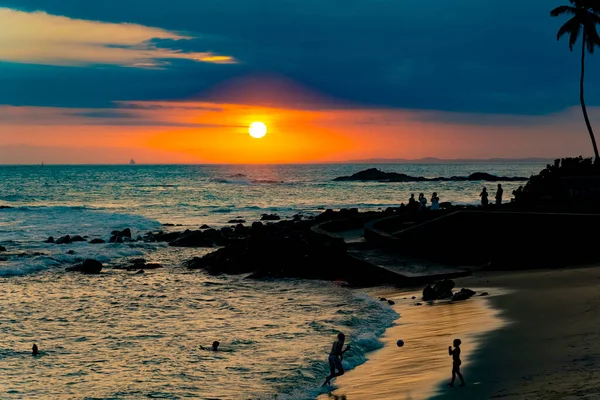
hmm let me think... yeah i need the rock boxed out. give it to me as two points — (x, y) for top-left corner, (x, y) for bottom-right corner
(71, 235), (86, 242)
(234, 224), (247, 234)
(44, 236), (55, 243)
(89, 238), (106, 244)
(251, 221), (264, 230)
(260, 213), (280, 221)
(451, 288), (477, 302)
(200, 224), (211, 229)
(55, 235), (72, 245)
(146, 231), (180, 243)
(0, 246), (6, 252)
(388, 300), (395, 305)
(379, 297), (387, 301)
(109, 235), (124, 243)
(228, 219), (246, 224)
(220, 227), (233, 235)
(119, 228), (132, 238)
(66, 259), (102, 274)
(411, 296), (416, 300)
(66, 250), (75, 255)
(143, 263), (163, 269)
(163, 223), (175, 226)
(479, 292), (489, 296)
(415, 302), (423, 306)
(0, 205), (13, 209)
(169, 230), (213, 247)
(130, 258), (146, 266)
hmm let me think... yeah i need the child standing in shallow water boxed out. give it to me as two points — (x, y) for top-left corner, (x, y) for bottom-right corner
(448, 338), (465, 387)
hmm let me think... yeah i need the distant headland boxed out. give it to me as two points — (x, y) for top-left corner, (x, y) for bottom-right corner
(343, 157), (553, 164)
(333, 168), (529, 182)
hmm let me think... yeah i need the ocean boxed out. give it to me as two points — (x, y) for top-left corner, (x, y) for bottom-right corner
(0, 163), (543, 399)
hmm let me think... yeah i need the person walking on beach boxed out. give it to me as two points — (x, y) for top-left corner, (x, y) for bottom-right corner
(480, 187), (489, 207)
(430, 192), (440, 211)
(495, 184), (503, 205)
(448, 338), (465, 387)
(323, 333), (351, 386)
(32, 343), (39, 356)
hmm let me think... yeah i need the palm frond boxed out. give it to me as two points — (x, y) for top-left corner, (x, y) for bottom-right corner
(557, 17), (582, 50)
(585, 23), (600, 52)
(551, 5), (577, 17)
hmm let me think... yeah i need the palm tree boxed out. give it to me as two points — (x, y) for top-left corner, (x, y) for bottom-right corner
(551, 0), (600, 159)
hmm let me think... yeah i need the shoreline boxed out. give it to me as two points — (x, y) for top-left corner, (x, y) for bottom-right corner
(321, 266), (600, 400)
(318, 285), (506, 399)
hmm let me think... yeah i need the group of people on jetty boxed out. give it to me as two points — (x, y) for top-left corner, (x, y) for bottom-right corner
(404, 183), (514, 211)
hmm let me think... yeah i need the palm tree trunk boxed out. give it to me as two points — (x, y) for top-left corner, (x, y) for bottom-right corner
(580, 31), (600, 159)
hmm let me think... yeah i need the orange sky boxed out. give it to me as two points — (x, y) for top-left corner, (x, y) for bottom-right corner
(0, 77), (597, 164)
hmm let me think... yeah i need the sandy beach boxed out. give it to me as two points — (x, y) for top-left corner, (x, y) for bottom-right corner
(320, 266), (600, 400)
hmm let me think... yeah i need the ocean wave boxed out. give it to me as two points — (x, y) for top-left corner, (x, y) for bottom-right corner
(0, 207), (161, 277)
(262, 291), (398, 400)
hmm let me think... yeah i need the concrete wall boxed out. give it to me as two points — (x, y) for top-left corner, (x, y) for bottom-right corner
(365, 211), (600, 268)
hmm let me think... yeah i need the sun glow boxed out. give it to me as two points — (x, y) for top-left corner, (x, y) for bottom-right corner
(249, 121), (267, 139)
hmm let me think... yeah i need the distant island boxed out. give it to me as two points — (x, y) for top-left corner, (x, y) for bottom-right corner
(333, 168), (529, 182)
(343, 157), (553, 164)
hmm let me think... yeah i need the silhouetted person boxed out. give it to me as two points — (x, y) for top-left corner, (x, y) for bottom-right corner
(323, 333), (351, 386)
(32, 343), (39, 356)
(408, 193), (418, 212)
(431, 192), (440, 210)
(495, 184), (503, 205)
(200, 341), (220, 351)
(480, 187), (489, 207)
(448, 338), (465, 387)
(418, 193), (427, 211)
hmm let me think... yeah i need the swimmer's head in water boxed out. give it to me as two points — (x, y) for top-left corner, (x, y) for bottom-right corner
(337, 333), (345, 341)
(453, 338), (462, 347)
(212, 341), (220, 350)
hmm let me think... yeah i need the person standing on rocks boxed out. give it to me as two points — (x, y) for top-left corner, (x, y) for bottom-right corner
(419, 193), (427, 211)
(480, 187), (489, 207)
(431, 192), (440, 211)
(495, 184), (503, 205)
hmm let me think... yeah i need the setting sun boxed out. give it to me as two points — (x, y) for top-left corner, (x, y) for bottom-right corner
(249, 121), (267, 139)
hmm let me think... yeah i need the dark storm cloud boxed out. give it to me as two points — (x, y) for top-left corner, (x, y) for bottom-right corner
(1, 0), (599, 114)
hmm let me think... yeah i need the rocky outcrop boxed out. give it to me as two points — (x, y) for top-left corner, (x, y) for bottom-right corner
(89, 238), (106, 244)
(334, 168), (528, 182)
(110, 228), (132, 243)
(261, 214), (281, 221)
(66, 259), (103, 274)
(55, 235), (72, 245)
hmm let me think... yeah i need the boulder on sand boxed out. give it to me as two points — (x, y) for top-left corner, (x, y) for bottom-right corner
(66, 259), (103, 274)
(422, 279), (455, 300)
(451, 288), (477, 301)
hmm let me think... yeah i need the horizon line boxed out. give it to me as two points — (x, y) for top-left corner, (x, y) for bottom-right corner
(0, 157), (562, 166)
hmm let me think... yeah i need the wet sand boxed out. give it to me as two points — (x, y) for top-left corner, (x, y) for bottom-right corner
(318, 286), (506, 399)
(320, 266), (600, 400)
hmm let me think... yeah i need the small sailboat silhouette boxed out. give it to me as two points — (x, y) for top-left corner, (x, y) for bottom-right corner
(129, 159), (136, 165)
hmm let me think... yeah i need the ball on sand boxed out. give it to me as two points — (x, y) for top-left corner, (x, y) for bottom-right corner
(396, 340), (404, 347)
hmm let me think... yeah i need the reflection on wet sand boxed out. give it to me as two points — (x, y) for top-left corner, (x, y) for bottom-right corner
(320, 288), (507, 400)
